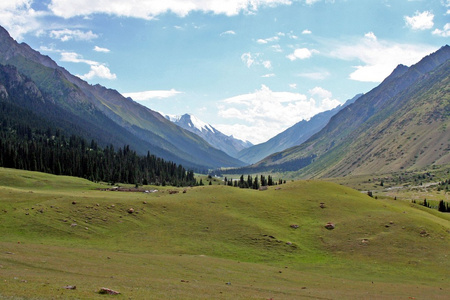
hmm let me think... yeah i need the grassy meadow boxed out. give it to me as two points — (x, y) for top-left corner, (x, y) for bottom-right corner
(0, 167), (449, 299)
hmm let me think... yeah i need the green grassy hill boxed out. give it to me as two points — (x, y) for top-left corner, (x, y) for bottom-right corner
(0, 167), (449, 299)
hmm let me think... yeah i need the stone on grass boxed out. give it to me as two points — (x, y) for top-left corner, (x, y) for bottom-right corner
(127, 208), (135, 214)
(325, 222), (335, 230)
(99, 287), (120, 295)
(63, 285), (76, 290)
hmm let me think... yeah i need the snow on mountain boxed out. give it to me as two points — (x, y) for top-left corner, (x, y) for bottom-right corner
(163, 113), (252, 158)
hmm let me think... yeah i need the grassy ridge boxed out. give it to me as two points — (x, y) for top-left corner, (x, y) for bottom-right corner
(0, 167), (449, 299)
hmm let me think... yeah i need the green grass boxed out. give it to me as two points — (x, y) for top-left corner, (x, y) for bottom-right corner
(0, 167), (449, 299)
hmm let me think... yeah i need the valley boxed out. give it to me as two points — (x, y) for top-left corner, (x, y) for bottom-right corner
(0, 167), (449, 299)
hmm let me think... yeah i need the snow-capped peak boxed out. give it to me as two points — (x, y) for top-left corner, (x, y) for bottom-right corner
(189, 114), (215, 133)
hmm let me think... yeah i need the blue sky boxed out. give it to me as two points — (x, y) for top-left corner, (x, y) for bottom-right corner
(1, 0), (449, 144)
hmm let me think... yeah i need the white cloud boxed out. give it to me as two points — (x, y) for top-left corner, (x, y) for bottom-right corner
(60, 51), (116, 80)
(48, 0), (293, 19)
(329, 34), (438, 82)
(271, 44), (283, 52)
(50, 29), (98, 41)
(94, 46), (110, 53)
(241, 52), (271, 69)
(296, 71), (330, 80)
(257, 36), (280, 44)
(287, 48), (318, 61)
(81, 64), (116, 80)
(241, 52), (255, 68)
(432, 23), (450, 37)
(220, 30), (236, 36)
(364, 31), (377, 40)
(289, 83), (297, 89)
(262, 60), (272, 69)
(261, 73), (275, 78)
(404, 11), (434, 30)
(302, 29), (312, 34)
(123, 89), (183, 101)
(305, 0), (321, 5)
(0, 0), (43, 40)
(215, 84), (340, 144)
(309, 86), (332, 98)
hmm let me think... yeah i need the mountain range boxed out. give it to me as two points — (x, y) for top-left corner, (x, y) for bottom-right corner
(0, 25), (244, 171)
(164, 113), (252, 158)
(0, 23), (448, 178)
(236, 94), (362, 164)
(241, 45), (450, 177)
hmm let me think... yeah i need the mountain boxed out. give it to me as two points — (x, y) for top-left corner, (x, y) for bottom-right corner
(164, 113), (252, 158)
(0, 25), (244, 170)
(240, 45), (450, 177)
(236, 94), (362, 164)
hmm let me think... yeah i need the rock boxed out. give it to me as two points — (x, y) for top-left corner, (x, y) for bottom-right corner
(99, 287), (120, 295)
(290, 224), (299, 229)
(72, 201), (76, 205)
(71, 223), (77, 227)
(319, 203), (326, 208)
(127, 208), (135, 214)
(63, 285), (76, 290)
(325, 222), (335, 230)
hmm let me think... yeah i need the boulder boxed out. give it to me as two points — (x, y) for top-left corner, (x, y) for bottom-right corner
(99, 287), (120, 295)
(325, 222), (335, 230)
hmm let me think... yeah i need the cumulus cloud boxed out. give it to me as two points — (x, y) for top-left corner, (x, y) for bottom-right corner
(123, 89), (183, 101)
(48, 0), (293, 19)
(404, 11), (434, 30)
(309, 86), (332, 99)
(50, 29), (98, 41)
(328, 33), (438, 82)
(60, 51), (116, 80)
(81, 64), (116, 80)
(302, 29), (312, 34)
(432, 23), (450, 37)
(215, 84), (340, 143)
(287, 48), (318, 61)
(94, 46), (110, 53)
(0, 0), (44, 40)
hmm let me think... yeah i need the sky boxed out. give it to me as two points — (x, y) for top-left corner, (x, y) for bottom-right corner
(1, 0), (449, 145)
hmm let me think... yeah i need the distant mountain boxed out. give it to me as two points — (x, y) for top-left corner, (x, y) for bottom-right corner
(236, 94), (362, 164)
(164, 113), (252, 158)
(0, 25), (244, 171)
(235, 45), (450, 177)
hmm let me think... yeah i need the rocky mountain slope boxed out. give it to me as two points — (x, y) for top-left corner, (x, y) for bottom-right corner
(236, 94), (361, 164)
(245, 45), (450, 177)
(0, 25), (244, 170)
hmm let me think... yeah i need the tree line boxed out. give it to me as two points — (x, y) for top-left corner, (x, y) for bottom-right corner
(0, 120), (196, 187)
(223, 174), (285, 189)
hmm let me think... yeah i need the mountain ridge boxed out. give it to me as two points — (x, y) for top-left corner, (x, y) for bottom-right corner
(0, 25), (244, 170)
(242, 45), (450, 177)
(164, 113), (253, 158)
(236, 94), (362, 164)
